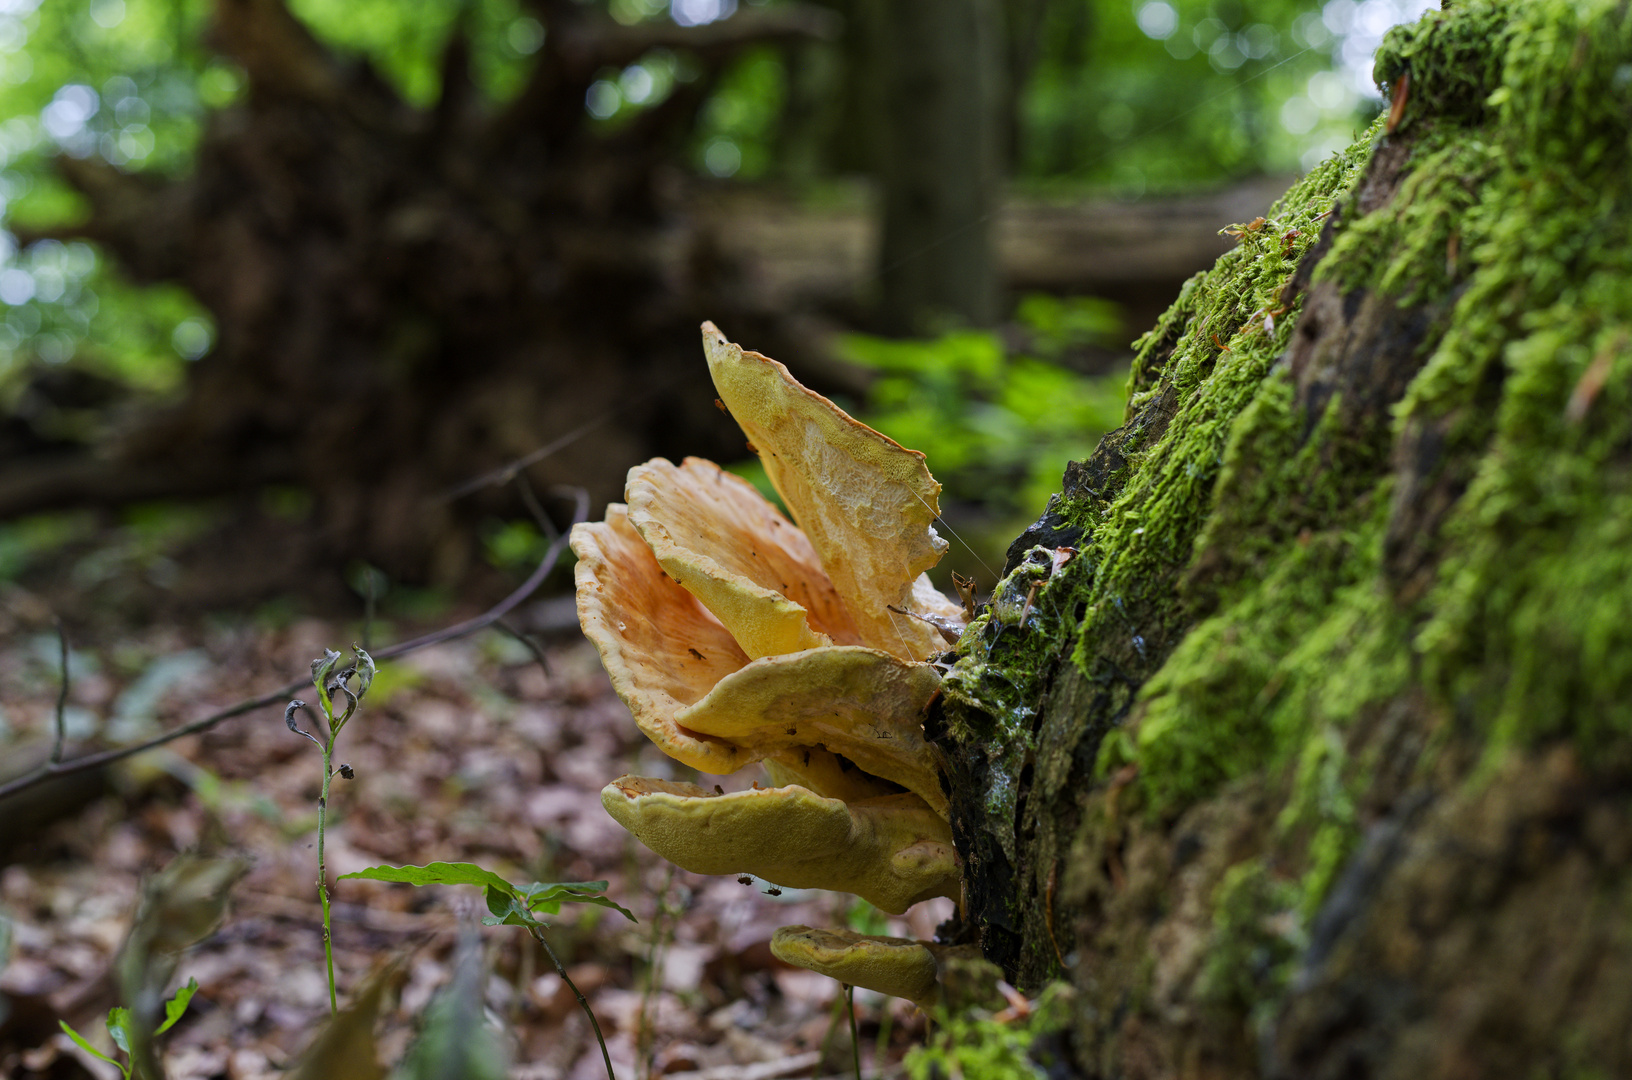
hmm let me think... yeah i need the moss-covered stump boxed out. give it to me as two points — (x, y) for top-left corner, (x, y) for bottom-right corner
(932, 1), (1632, 1075)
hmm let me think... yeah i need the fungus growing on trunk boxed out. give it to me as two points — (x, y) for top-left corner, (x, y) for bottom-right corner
(572, 323), (966, 920)
(769, 926), (986, 1008)
(601, 778), (959, 914)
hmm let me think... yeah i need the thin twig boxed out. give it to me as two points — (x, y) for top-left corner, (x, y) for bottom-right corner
(378, 486), (588, 660)
(49, 618), (69, 766)
(0, 489), (588, 803)
(532, 926), (617, 1080)
(496, 619), (551, 680)
(516, 474), (560, 542)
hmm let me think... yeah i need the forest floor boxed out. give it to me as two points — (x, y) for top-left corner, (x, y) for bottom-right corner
(0, 576), (950, 1079)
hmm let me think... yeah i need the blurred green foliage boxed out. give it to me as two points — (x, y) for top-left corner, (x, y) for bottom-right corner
(1017, 0), (1390, 193)
(481, 518), (547, 570)
(0, 509), (96, 580)
(288, 0), (544, 104)
(694, 45), (784, 178)
(0, 0), (1423, 524)
(0, 501), (219, 588)
(842, 295), (1128, 519)
(0, 0), (225, 404)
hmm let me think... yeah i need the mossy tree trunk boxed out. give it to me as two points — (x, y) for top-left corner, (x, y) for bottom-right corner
(932, 1), (1632, 1075)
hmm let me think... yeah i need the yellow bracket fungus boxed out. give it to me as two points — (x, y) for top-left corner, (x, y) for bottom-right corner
(627, 456), (860, 659)
(600, 777), (959, 914)
(769, 926), (984, 1008)
(571, 322), (966, 916)
(572, 504), (753, 776)
(677, 646), (946, 816)
(701, 321), (953, 661)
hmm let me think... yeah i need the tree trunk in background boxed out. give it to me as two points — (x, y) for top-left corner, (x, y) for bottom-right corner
(935, 1), (1632, 1074)
(875, 0), (1004, 334)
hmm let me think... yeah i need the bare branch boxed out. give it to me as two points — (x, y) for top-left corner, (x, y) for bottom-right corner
(516, 474), (560, 543)
(496, 618), (552, 681)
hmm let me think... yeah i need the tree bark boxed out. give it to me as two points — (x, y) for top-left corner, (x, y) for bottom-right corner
(935, 1), (1632, 1074)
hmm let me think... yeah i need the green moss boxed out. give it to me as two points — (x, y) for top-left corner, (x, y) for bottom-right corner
(1057, 0), (1632, 1024)
(1067, 139), (1373, 673)
(1197, 860), (1304, 1018)
(946, 0), (1632, 1014)
(943, 135), (1377, 844)
(1318, 135), (1498, 303)
(1088, 0), (1632, 821)
(943, 552), (1092, 851)
(1402, 0), (1632, 760)
(1041, 139), (1379, 804)
(1370, 1), (1515, 123)
(904, 982), (1073, 1080)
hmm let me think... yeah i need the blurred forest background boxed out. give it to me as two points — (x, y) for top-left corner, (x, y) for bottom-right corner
(0, 2), (1459, 1075)
(0, 0), (1430, 615)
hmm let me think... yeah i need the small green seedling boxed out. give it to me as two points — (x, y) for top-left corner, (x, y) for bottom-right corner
(59, 978), (199, 1079)
(340, 860), (633, 1080)
(286, 644), (375, 1015)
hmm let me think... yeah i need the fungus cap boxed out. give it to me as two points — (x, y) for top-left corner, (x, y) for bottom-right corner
(771, 926), (939, 1006)
(625, 456), (861, 659)
(600, 776), (959, 914)
(675, 645), (946, 816)
(761, 747), (906, 804)
(701, 321), (954, 660)
(570, 506), (752, 775)
(575, 502), (945, 809)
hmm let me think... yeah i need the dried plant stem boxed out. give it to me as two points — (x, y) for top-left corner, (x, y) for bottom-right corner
(531, 925), (616, 1080)
(317, 736), (338, 1015)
